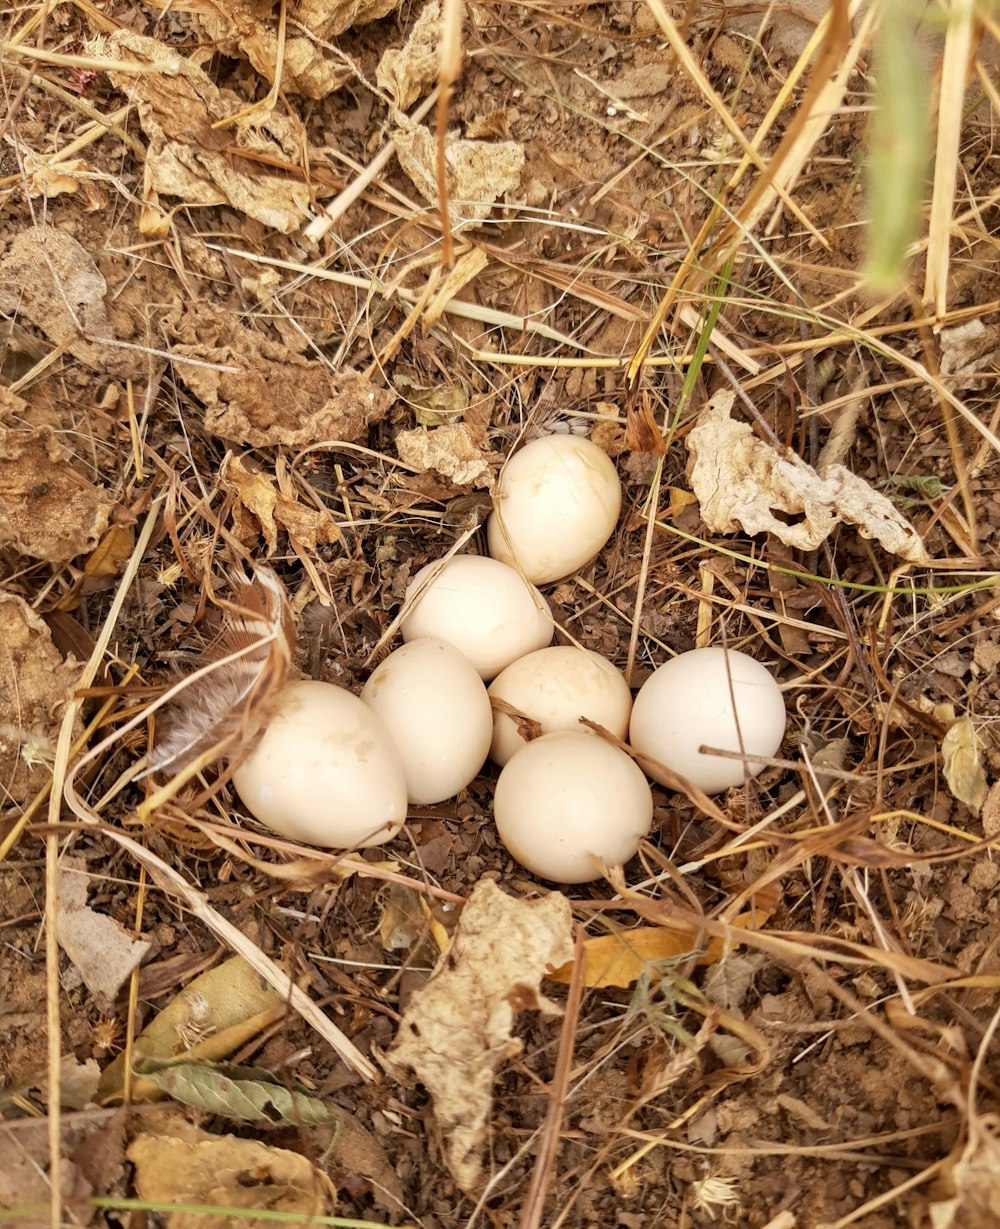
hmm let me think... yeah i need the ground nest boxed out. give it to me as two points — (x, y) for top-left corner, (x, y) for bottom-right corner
(2, 1), (1000, 1227)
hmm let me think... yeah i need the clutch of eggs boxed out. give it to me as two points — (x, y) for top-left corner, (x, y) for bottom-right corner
(227, 423), (785, 868)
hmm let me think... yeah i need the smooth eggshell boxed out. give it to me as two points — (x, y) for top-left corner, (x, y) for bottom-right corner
(400, 555), (553, 680)
(232, 680), (408, 848)
(361, 638), (493, 805)
(628, 647), (786, 794)
(487, 434), (622, 583)
(487, 646), (632, 767)
(493, 732), (653, 883)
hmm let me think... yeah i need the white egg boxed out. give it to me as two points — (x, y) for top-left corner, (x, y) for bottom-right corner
(361, 638), (493, 805)
(400, 555), (553, 681)
(493, 732), (653, 883)
(487, 434), (622, 583)
(628, 647), (787, 794)
(232, 680), (408, 848)
(487, 646), (633, 767)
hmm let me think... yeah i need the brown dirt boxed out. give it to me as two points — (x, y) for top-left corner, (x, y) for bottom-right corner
(2, 2), (1000, 1228)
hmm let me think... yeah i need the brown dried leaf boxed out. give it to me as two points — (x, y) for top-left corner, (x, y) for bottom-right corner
(687, 391), (929, 562)
(171, 321), (391, 447)
(0, 1116), (101, 1225)
(189, 0), (404, 98)
(548, 904), (775, 990)
(393, 121), (525, 228)
(383, 879), (573, 1191)
(0, 228), (143, 379)
(129, 1127), (335, 1229)
(56, 857), (152, 1009)
(105, 30), (318, 233)
(222, 454), (341, 553)
(0, 409), (112, 562)
(316, 1113), (405, 1212)
(85, 524), (135, 577)
(97, 955), (287, 1104)
(395, 423), (497, 488)
(942, 715), (989, 816)
(0, 593), (83, 804)
(377, 0), (442, 109)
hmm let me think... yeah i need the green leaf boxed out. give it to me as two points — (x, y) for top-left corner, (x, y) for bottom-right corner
(863, 0), (932, 293)
(135, 1058), (340, 1127)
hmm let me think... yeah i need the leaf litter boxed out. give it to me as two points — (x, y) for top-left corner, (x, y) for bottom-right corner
(687, 390), (930, 562)
(0, 593), (83, 804)
(128, 1113), (335, 1229)
(56, 857), (152, 1008)
(188, 0), (405, 99)
(384, 879), (573, 1191)
(3, 2), (1000, 1226)
(0, 390), (112, 563)
(105, 30), (324, 235)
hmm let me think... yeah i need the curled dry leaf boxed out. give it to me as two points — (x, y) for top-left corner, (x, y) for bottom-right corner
(129, 1121), (335, 1229)
(377, 0), (442, 110)
(396, 423), (497, 488)
(0, 392), (112, 563)
(135, 1058), (339, 1126)
(687, 392), (929, 562)
(942, 715), (989, 816)
(547, 901), (776, 990)
(928, 1128), (1000, 1229)
(105, 31), (319, 234)
(383, 879), (574, 1192)
(0, 593), (83, 805)
(85, 524), (135, 577)
(22, 151), (87, 198)
(0, 227), (143, 379)
(98, 955), (289, 1104)
(187, 0), (404, 99)
(223, 454), (341, 554)
(170, 320), (392, 447)
(395, 373), (470, 425)
(393, 121), (526, 228)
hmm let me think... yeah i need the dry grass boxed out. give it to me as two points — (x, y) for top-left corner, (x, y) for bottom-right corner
(1, 0), (999, 1226)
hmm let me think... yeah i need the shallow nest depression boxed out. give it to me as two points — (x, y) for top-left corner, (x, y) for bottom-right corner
(2, 1), (1000, 1227)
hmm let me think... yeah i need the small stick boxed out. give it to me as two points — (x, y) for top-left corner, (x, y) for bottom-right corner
(518, 926), (586, 1229)
(304, 91), (438, 243)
